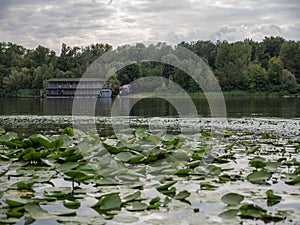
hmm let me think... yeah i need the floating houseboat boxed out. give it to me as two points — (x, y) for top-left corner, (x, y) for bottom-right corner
(46, 78), (112, 98)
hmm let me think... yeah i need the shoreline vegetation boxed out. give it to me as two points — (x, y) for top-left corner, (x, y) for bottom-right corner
(119, 91), (300, 99)
(0, 36), (299, 98)
(1, 91), (298, 99)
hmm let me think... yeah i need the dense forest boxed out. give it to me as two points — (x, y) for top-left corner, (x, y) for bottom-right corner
(0, 36), (299, 97)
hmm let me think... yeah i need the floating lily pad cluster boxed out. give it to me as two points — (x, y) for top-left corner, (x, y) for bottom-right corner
(0, 127), (299, 224)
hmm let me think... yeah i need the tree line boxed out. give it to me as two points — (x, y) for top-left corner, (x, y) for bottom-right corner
(0, 36), (299, 97)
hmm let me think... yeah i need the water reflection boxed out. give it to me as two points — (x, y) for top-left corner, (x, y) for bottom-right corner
(0, 97), (299, 118)
(45, 98), (112, 116)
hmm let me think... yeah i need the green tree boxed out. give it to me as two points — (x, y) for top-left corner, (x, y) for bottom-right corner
(2, 67), (32, 94)
(282, 69), (298, 93)
(245, 63), (268, 92)
(215, 41), (252, 90)
(280, 41), (300, 82)
(267, 57), (284, 86)
(255, 36), (285, 68)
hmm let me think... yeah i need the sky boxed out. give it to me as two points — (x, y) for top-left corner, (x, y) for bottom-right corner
(0, 0), (300, 54)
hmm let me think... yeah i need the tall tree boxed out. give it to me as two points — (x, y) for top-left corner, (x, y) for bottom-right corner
(267, 57), (284, 86)
(215, 41), (252, 90)
(280, 41), (300, 82)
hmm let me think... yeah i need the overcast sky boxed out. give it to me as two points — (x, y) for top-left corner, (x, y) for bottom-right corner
(1, 0), (299, 53)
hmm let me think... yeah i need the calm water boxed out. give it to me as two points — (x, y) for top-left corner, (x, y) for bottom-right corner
(0, 96), (300, 118)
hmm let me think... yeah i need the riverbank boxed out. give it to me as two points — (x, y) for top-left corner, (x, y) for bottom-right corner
(119, 91), (299, 99)
(1, 90), (299, 99)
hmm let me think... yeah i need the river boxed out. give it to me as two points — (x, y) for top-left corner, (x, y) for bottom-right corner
(0, 96), (300, 118)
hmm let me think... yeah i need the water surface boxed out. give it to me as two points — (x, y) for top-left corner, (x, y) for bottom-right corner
(0, 97), (299, 118)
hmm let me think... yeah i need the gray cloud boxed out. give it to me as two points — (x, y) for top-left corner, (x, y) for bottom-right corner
(0, 0), (299, 53)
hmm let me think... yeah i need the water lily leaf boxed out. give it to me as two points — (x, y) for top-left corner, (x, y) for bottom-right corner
(0, 128), (5, 135)
(246, 146), (260, 154)
(95, 177), (120, 186)
(126, 202), (148, 211)
(23, 151), (42, 161)
(32, 175), (53, 183)
(294, 166), (300, 175)
(261, 133), (277, 139)
(250, 158), (266, 169)
(64, 170), (93, 182)
(159, 187), (176, 197)
(201, 131), (211, 137)
(200, 182), (218, 190)
(172, 152), (190, 162)
(156, 181), (177, 191)
(29, 134), (51, 148)
(0, 154), (10, 161)
(77, 141), (90, 152)
(92, 193), (122, 211)
(16, 181), (35, 190)
(175, 169), (190, 176)
(24, 203), (53, 220)
(0, 132), (19, 142)
(49, 138), (64, 149)
(265, 161), (281, 171)
(6, 210), (24, 218)
(41, 158), (56, 167)
(102, 142), (127, 154)
(0, 132), (22, 148)
(195, 165), (222, 176)
(259, 213), (286, 223)
(246, 170), (271, 184)
(123, 191), (141, 203)
(219, 209), (239, 219)
(238, 203), (266, 218)
(51, 209), (77, 216)
(149, 197), (161, 205)
(285, 176), (300, 185)
(163, 137), (181, 149)
(44, 190), (72, 199)
(224, 143), (235, 151)
(174, 190), (190, 201)
(266, 190), (282, 206)
(5, 199), (26, 207)
(63, 201), (81, 209)
(221, 193), (244, 206)
(0, 217), (20, 224)
(58, 162), (80, 172)
(135, 128), (148, 139)
(62, 127), (75, 136)
(115, 152), (135, 162)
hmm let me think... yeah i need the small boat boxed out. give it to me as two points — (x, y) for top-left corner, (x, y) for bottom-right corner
(100, 88), (112, 98)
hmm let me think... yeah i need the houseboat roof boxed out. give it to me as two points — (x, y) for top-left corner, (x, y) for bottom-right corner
(47, 78), (106, 82)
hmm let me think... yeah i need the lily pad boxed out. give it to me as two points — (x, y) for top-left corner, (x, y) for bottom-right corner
(123, 191), (142, 203)
(5, 199), (26, 207)
(24, 204), (53, 220)
(249, 158), (266, 169)
(219, 209), (239, 219)
(246, 170), (271, 184)
(174, 190), (191, 201)
(92, 193), (122, 212)
(62, 127), (75, 136)
(266, 190), (282, 206)
(156, 181), (177, 191)
(126, 202), (148, 211)
(285, 176), (300, 185)
(221, 193), (244, 206)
